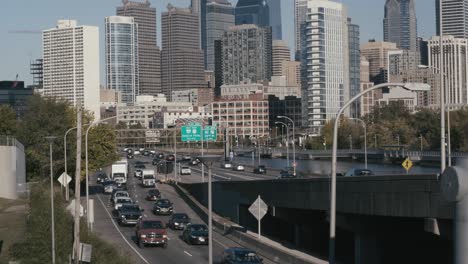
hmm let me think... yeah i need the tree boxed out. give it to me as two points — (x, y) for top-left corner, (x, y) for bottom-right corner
(129, 122), (144, 129)
(0, 105), (17, 136)
(115, 121), (127, 129)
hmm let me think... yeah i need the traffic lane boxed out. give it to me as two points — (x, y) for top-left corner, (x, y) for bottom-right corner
(128, 158), (276, 263)
(126, 162), (214, 264)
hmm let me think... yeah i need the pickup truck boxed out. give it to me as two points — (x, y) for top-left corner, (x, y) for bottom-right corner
(142, 169), (156, 187)
(135, 219), (168, 248)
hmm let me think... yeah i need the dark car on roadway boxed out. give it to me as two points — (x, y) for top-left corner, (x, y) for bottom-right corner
(127, 153), (134, 159)
(253, 165), (266, 174)
(167, 213), (191, 230)
(143, 150), (150, 156)
(134, 163), (146, 170)
(156, 153), (165, 160)
(117, 204), (143, 226)
(182, 155), (192, 161)
(166, 154), (175, 162)
(153, 199), (173, 215)
(135, 219), (168, 248)
(278, 167), (296, 179)
(221, 248), (263, 264)
(344, 168), (374, 177)
(189, 159), (199, 166)
(96, 172), (107, 184)
(146, 189), (161, 201)
(182, 224), (209, 245)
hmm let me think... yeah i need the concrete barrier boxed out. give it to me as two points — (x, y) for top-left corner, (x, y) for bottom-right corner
(172, 182), (326, 264)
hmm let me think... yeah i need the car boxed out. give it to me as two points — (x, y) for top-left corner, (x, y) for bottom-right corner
(344, 168), (374, 177)
(150, 150), (156, 155)
(123, 147), (129, 152)
(143, 150), (150, 156)
(152, 199), (173, 215)
(166, 154), (175, 161)
(112, 191), (129, 204)
(134, 169), (143, 178)
(152, 159), (159, 165)
(127, 148), (133, 154)
(103, 180), (117, 194)
(135, 219), (168, 248)
(278, 168), (296, 179)
(253, 165), (266, 174)
(221, 248), (263, 264)
(142, 172), (156, 188)
(182, 155), (192, 161)
(182, 224), (209, 245)
(117, 204), (143, 226)
(133, 150), (141, 155)
(114, 197), (133, 211)
(167, 213), (191, 230)
(221, 163), (232, 169)
(139, 148), (145, 152)
(156, 153), (165, 160)
(180, 166), (191, 175)
(127, 153), (134, 159)
(96, 172), (107, 184)
(232, 164), (245, 171)
(134, 163), (146, 169)
(189, 159), (199, 166)
(146, 189), (161, 201)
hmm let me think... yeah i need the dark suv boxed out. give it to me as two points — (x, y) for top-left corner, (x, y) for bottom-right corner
(167, 213), (191, 230)
(182, 224), (209, 245)
(146, 189), (161, 201)
(135, 220), (168, 248)
(153, 199), (173, 215)
(117, 204), (143, 226)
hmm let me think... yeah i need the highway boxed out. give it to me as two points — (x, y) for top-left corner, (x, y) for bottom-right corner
(92, 155), (276, 264)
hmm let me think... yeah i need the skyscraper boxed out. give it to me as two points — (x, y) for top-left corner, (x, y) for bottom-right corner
(105, 16), (139, 103)
(428, 35), (468, 107)
(302, 0), (349, 130)
(235, 0), (270, 27)
(436, 0), (468, 38)
(117, 0), (161, 95)
(205, 0), (235, 71)
(360, 41), (398, 84)
(161, 5), (205, 99)
(348, 18), (361, 117)
(267, 0), (282, 40)
(222, 24), (272, 85)
(42, 20), (100, 120)
(294, 0), (308, 60)
(272, 40), (291, 76)
(383, 0), (418, 51)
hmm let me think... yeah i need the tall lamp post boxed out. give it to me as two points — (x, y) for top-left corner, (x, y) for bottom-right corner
(275, 122), (290, 167)
(45, 136), (57, 264)
(350, 118), (367, 169)
(197, 155), (222, 264)
(278, 116), (296, 175)
(329, 82), (430, 264)
(64, 127), (76, 201)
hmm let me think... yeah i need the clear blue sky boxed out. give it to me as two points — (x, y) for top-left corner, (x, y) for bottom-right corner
(1, 0), (435, 86)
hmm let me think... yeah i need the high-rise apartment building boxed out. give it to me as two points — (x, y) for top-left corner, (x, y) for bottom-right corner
(266, 0), (282, 40)
(42, 20), (100, 120)
(282, 61), (301, 86)
(360, 41), (398, 84)
(295, 0), (308, 60)
(348, 18), (361, 117)
(235, 0), (270, 27)
(222, 24), (272, 85)
(161, 5), (205, 100)
(436, 0), (468, 38)
(428, 35), (468, 107)
(205, 0), (235, 71)
(105, 16), (139, 103)
(383, 0), (418, 51)
(272, 40), (291, 76)
(117, 0), (161, 95)
(301, 0), (349, 131)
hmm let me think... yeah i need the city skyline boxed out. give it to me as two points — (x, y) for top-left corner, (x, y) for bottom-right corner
(2, 0), (435, 85)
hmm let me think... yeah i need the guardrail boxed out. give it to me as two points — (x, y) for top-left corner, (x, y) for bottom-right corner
(0, 136), (24, 151)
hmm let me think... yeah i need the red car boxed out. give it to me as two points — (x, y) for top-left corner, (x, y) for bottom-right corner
(135, 219), (168, 248)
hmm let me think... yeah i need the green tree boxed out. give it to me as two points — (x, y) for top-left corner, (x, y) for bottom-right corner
(0, 104), (18, 136)
(115, 121), (127, 129)
(129, 122), (144, 129)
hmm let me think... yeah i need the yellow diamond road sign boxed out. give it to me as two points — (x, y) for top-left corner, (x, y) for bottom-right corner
(402, 158), (413, 171)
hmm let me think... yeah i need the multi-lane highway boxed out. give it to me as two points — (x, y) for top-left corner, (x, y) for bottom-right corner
(92, 155), (276, 264)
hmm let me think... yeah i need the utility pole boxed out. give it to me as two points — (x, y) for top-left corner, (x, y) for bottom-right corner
(73, 104), (82, 264)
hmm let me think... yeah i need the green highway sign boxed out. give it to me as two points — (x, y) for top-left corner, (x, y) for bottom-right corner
(181, 126), (201, 142)
(203, 126), (217, 141)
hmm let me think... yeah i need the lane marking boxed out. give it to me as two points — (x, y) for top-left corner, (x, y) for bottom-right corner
(96, 194), (150, 264)
(184, 251), (193, 257)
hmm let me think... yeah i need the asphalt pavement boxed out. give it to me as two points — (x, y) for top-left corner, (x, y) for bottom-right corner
(91, 155), (276, 264)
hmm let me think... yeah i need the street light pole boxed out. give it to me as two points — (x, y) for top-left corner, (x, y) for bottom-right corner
(64, 127), (76, 202)
(276, 122), (289, 167)
(45, 136), (57, 264)
(350, 118), (367, 169)
(278, 116), (296, 175)
(329, 82), (430, 264)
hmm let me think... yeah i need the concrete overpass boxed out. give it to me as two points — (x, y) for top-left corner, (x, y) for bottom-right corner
(181, 174), (454, 263)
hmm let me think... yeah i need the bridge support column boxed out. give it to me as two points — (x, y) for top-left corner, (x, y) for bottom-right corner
(441, 159), (468, 264)
(354, 233), (381, 264)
